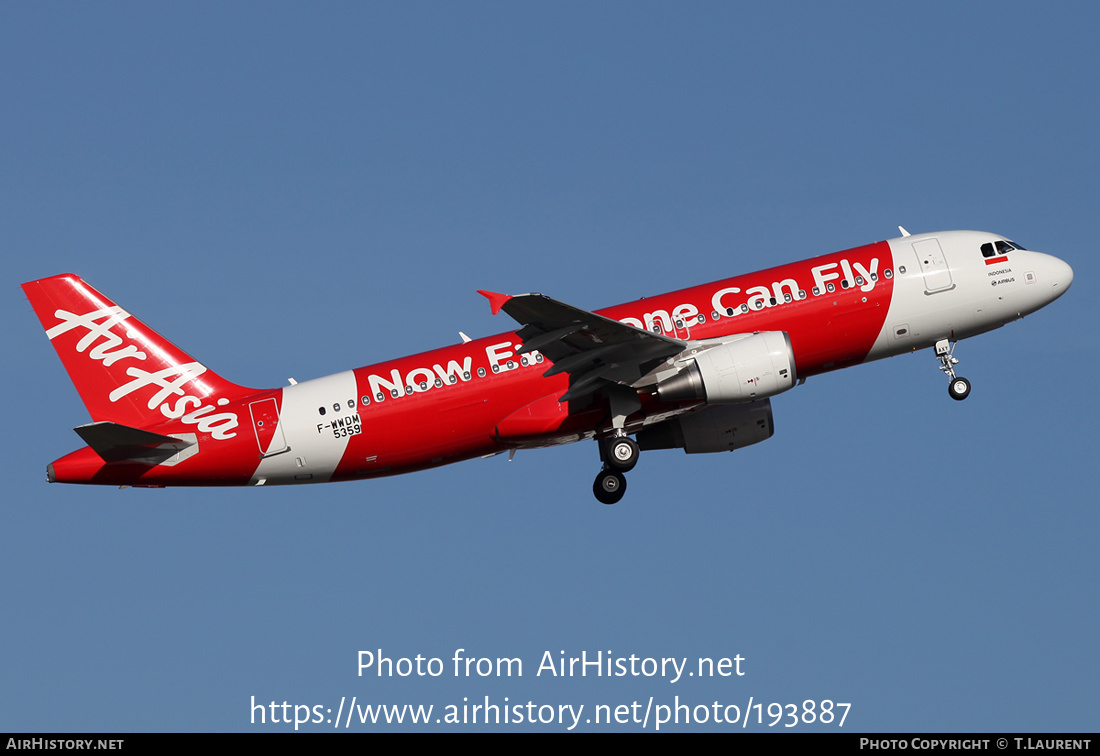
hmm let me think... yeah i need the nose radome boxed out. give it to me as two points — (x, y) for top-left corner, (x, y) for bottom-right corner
(1041, 254), (1074, 299)
(1055, 256), (1073, 291)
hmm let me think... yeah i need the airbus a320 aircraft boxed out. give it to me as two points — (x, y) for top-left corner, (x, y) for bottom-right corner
(23, 229), (1072, 503)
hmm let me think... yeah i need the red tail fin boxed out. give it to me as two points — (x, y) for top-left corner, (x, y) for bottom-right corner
(22, 274), (255, 429)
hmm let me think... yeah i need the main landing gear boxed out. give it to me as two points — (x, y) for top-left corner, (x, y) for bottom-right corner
(592, 387), (643, 504)
(593, 435), (639, 505)
(936, 339), (971, 401)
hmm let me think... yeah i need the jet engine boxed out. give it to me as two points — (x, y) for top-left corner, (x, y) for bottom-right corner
(656, 331), (796, 404)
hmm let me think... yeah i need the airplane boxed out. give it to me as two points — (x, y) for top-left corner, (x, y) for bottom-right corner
(22, 228), (1073, 504)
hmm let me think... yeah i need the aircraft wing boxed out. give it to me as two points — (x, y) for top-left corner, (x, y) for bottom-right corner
(479, 291), (685, 403)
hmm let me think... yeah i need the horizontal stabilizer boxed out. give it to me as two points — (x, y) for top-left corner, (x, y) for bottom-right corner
(74, 421), (195, 464)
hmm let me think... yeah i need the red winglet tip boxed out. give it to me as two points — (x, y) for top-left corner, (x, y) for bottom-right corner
(477, 290), (511, 316)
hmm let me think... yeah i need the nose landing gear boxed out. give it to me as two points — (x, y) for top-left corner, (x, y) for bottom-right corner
(948, 376), (971, 401)
(936, 339), (971, 401)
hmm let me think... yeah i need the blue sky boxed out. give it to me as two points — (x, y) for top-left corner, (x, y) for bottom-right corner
(3, 2), (1097, 732)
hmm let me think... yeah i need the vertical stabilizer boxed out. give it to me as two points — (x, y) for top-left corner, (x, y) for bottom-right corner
(22, 274), (254, 429)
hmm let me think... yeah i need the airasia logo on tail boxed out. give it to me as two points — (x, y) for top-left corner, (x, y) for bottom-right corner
(45, 305), (146, 365)
(46, 306), (239, 439)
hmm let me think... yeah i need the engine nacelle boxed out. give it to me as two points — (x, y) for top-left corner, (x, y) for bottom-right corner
(636, 399), (774, 454)
(656, 331), (796, 404)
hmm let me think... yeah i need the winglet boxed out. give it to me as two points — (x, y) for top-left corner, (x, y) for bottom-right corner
(477, 290), (512, 316)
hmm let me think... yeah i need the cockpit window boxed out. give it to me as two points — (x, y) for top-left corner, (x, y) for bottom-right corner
(981, 239), (1026, 258)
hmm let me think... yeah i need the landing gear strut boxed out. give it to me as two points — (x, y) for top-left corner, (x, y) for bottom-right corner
(936, 339), (971, 401)
(592, 434), (639, 504)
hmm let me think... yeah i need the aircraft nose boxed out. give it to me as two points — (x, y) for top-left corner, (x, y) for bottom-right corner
(1007, 251), (1073, 318)
(1039, 253), (1074, 300)
(1055, 256), (1073, 290)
